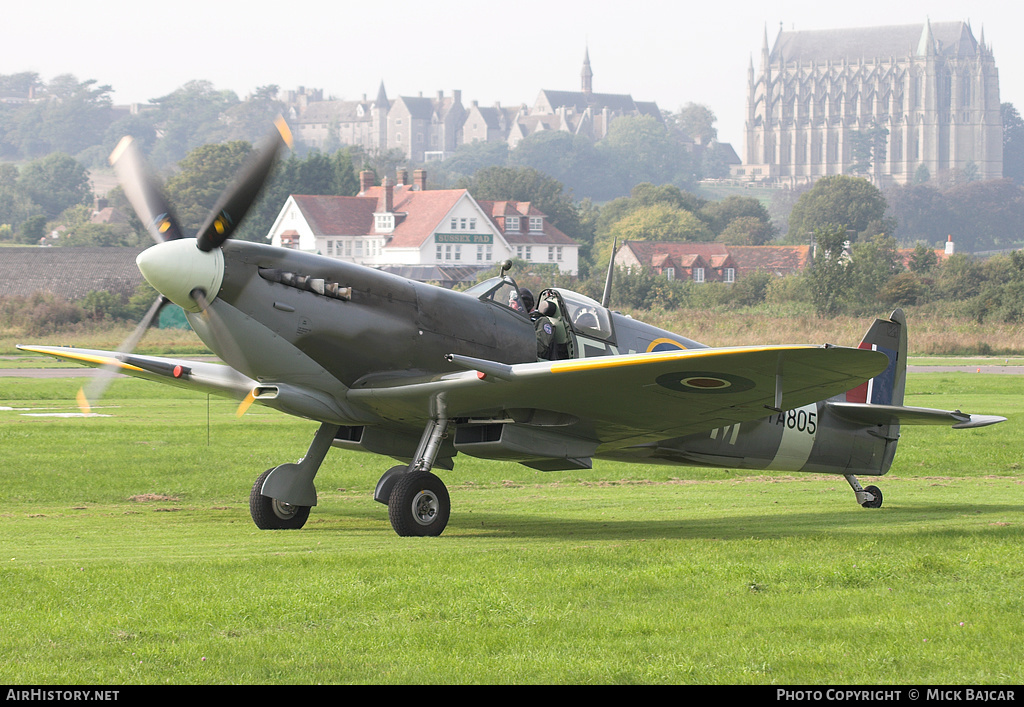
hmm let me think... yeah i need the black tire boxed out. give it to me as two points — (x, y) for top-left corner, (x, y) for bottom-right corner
(250, 468), (311, 530)
(388, 471), (450, 537)
(861, 485), (883, 509)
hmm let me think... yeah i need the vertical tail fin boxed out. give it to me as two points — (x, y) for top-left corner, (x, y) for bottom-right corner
(845, 309), (907, 407)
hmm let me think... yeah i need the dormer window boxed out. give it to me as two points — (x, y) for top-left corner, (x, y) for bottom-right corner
(506, 216), (520, 231)
(529, 216), (543, 231)
(375, 214), (395, 232)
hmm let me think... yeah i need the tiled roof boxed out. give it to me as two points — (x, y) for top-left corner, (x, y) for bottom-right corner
(359, 185), (467, 248)
(478, 200), (576, 246)
(622, 241), (812, 277)
(292, 195), (377, 236)
(770, 21), (976, 64)
(727, 246), (813, 276)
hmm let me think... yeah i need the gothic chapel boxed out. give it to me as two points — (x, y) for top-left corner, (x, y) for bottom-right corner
(742, 20), (1002, 185)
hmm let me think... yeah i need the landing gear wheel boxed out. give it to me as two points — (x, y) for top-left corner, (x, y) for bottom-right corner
(860, 485), (883, 509)
(250, 468), (311, 529)
(388, 472), (450, 537)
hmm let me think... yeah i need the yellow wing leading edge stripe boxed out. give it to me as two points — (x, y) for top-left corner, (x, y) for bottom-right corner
(17, 345), (145, 372)
(548, 345), (809, 374)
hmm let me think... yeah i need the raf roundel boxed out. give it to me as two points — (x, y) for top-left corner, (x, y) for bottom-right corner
(655, 371), (756, 394)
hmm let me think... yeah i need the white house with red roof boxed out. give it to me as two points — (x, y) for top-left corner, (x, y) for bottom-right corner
(266, 170), (579, 280)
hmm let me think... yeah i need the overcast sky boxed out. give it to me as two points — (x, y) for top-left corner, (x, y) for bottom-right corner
(6, 0), (1022, 147)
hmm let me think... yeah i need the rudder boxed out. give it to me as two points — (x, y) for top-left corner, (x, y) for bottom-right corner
(845, 308), (907, 407)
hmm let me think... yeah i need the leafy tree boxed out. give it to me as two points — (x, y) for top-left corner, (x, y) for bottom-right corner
(847, 122), (889, 176)
(941, 178), (1024, 251)
(1002, 102), (1024, 186)
(668, 103), (718, 144)
(717, 216), (776, 245)
(598, 115), (696, 191)
(907, 243), (938, 273)
(432, 140), (509, 186)
(878, 272), (926, 306)
(460, 165), (585, 241)
(699, 194), (774, 237)
(785, 175), (889, 242)
(510, 131), (612, 200)
(18, 153), (91, 219)
(164, 141), (253, 232)
(806, 226), (852, 317)
(850, 234), (903, 304)
(146, 81), (241, 167)
(17, 214), (47, 244)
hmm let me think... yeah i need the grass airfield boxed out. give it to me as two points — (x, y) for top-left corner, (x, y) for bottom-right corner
(0, 372), (1021, 685)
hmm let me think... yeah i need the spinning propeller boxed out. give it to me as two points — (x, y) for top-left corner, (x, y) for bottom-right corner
(76, 118), (293, 414)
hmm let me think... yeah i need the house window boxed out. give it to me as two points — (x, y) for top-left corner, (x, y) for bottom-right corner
(530, 217), (543, 231)
(460, 218), (467, 229)
(556, 247), (563, 262)
(725, 268), (735, 283)
(665, 267), (675, 280)
(469, 218), (477, 230)
(506, 216), (520, 231)
(344, 240), (352, 256)
(355, 240), (363, 256)
(436, 245), (442, 261)
(450, 218), (457, 230)
(326, 240), (334, 255)
(693, 268), (705, 283)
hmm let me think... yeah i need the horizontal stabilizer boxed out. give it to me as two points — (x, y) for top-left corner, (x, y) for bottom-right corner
(827, 401), (1006, 429)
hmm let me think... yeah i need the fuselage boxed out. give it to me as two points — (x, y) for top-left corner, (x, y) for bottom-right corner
(137, 239), (896, 478)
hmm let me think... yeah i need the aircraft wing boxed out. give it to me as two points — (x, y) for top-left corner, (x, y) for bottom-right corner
(16, 345), (256, 400)
(349, 345), (890, 449)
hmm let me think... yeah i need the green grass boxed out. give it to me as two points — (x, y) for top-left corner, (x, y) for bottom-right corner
(0, 373), (1021, 684)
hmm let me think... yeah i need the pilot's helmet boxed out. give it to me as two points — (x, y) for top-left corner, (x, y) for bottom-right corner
(520, 288), (535, 312)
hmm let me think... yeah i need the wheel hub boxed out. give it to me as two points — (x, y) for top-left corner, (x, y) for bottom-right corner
(272, 498), (299, 520)
(411, 489), (440, 525)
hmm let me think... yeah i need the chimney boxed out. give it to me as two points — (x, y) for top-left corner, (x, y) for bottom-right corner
(413, 169), (427, 191)
(396, 168), (408, 186)
(945, 235), (955, 255)
(380, 177), (394, 213)
(359, 170), (374, 194)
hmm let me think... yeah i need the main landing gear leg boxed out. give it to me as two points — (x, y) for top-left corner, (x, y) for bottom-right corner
(384, 412), (452, 537)
(844, 474), (883, 509)
(250, 422), (340, 529)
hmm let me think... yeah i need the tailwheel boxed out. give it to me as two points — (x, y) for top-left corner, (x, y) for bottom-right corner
(860, 485), (883, 509)
(388, 471), (450, 537)
(250, 468), (311, 530)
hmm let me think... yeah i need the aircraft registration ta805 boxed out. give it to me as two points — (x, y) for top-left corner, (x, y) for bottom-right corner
(19, 121), (1006, 537)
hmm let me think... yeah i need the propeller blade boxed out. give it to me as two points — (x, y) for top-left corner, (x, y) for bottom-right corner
(76, 295), (169, 413)
(108, 137), (186, 244)
(195, 117), (293, 252)
(190, 288), (247, 370)
(235, 389), (257, 418)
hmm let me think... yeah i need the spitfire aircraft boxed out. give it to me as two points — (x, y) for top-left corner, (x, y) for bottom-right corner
(20, 120), (1006, 537)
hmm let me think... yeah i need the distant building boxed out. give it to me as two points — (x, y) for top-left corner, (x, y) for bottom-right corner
(738, 20), (1002, 186)
(266, 170), (579, 282)
(282, 48), (663, 158)
(615, 241), (813, 281)
(286, 84), (465, 162)
(510, 48), (663, 148)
